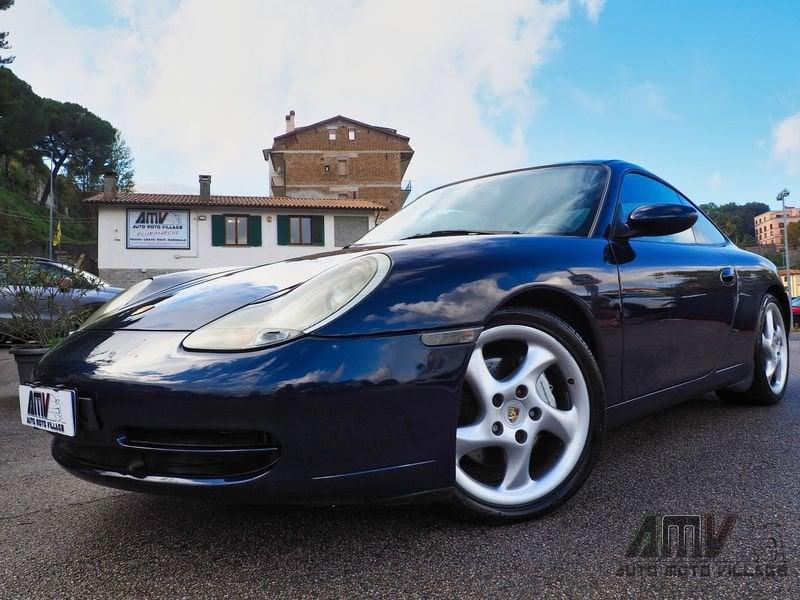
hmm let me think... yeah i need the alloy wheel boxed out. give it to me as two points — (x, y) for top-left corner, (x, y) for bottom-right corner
(456, 324), (591, 507)
(761, 303), (788, 395)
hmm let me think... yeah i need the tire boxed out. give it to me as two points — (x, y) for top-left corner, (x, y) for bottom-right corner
(717, 294), (788, 406)
(446, 306), (605, 524)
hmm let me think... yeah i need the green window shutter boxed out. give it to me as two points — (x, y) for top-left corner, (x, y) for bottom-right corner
(247, 215), (262, 246)
(211, 215), (225, 246)
(277, 215), (290, 245)
(311, 216), (325, 246)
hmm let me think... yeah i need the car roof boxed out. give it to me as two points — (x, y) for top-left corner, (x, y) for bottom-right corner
(1, 255), (57, 263)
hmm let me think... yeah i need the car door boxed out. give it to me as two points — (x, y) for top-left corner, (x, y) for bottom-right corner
(610, 172), (737, 400)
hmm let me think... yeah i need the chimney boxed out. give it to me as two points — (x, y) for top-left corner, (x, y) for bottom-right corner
(199, 174), (211, 198)
(285, 109), (295, 132)
(103, 172), (117, 200)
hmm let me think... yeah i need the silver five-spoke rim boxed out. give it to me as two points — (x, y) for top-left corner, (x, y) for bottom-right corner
(456, 325), (590, 507)
(761, 303), (788, 395)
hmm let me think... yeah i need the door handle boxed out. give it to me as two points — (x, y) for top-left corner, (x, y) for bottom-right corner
(720, 267), (736, 285)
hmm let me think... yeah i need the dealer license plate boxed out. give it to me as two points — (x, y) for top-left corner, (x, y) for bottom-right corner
(18, 385), (76, 437)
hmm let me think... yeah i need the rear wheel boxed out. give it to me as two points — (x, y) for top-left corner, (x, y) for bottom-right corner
(718, 295), (788, 406)
(447, 307), (605, 524)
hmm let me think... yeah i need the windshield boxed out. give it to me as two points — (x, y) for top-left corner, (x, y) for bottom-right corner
(60, 264), (106, 286)
(358, 164), (609, 244)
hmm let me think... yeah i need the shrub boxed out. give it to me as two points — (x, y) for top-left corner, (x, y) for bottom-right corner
(0, 256), (100, 347)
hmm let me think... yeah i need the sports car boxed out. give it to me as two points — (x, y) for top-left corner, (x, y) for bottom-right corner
(23, 160), (789, 523)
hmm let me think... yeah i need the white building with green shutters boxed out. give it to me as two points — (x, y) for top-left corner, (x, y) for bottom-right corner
(87, 174), (385, 287)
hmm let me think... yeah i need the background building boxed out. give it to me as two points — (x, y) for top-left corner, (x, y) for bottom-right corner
(754, 207), (800, 246)
(88, 174), (384, 287)
(265, 112), (414, 219)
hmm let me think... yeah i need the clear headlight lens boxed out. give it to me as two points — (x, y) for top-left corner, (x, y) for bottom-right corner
(183, 253), (391, 351)
(80, 277), (153, 329)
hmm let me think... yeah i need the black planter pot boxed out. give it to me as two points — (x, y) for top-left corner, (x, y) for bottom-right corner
(9, 346), (49, 384)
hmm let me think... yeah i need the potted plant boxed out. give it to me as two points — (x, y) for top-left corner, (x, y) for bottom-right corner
(0, 256), (100, 383)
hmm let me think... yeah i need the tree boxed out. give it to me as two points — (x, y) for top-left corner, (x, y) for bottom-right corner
(0, 68), (45, 177)
(787, 222), (800, 250)
(68, 130), (134, 194)
(35, 99), (116, 204)
(0, 0), (14, 65)
(109, 132), (135, 192)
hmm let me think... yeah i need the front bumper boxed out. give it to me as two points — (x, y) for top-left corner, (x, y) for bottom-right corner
(33, 329), (472, 504)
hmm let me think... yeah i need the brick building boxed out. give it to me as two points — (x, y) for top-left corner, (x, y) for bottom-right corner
(754, 207), (800, 246)
(264, 111), (414, 219)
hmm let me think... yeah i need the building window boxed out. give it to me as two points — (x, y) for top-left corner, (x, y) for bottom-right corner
(328, 128), (337, 141)
(334, 215), (369, 247)
(211, 214), (261, 247)
(226, 215), (248, 245)
(291, 216), (312, 244)
(348, 129), (356, 141)
(779, 222), (785, 228)
(337, 159), (348, 176)
(277, 215), (325, 246)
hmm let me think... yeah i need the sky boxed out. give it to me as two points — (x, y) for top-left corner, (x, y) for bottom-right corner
(3, 0), (800, 209)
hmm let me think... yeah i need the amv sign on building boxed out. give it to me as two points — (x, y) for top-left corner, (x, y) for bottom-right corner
(126, 209), (190, 249)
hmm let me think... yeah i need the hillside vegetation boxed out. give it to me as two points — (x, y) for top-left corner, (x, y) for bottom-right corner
(0, 65), (134, 257)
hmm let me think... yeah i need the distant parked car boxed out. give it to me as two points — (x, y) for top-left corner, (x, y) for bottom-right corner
(791, 297), (800, 326)
(0, 257), (123, 344)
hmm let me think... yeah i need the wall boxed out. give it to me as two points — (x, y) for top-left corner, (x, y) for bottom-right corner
(272, 120), (412, 217)
(97, 205), (376, 287)
(754, 209), (800, 246)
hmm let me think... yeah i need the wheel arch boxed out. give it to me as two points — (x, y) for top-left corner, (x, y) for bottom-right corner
(491, 286), (604, 373)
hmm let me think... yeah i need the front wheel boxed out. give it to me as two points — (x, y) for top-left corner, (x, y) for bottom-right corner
(718, 295), (788, 406)
(446, 307), (605, 524)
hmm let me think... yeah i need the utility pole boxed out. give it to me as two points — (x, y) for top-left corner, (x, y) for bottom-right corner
(778, 188), (791, 294)
(41, 150), (55, 260)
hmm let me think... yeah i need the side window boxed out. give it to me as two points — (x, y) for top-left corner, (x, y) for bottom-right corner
(686, 202), (727, 245)
(618, 173), (695, 244)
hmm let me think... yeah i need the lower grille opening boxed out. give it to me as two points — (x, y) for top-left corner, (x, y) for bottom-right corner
(55, 428), (280, 480)
(120, 427), (277, 451)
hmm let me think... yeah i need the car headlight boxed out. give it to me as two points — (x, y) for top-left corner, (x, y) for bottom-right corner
(182, 253), (391, 351)
(80, 277), (154, 329)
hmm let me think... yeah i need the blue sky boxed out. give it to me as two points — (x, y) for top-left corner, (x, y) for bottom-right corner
(527, 0), (800, 208)
(5, 1), (800, 208)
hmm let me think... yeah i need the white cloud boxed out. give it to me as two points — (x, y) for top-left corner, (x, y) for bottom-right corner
(708, 172), (724, 191)
(580, 0), (606, 23)
(772, 111), (800, 174)
(5, 0), (604, 195)
(563, 79), (677, 121)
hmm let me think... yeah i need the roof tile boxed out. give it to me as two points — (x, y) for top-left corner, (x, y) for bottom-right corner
(84, 192), (387, 211)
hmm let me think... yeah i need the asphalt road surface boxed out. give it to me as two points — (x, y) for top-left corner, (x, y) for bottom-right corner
(1, 346), (798, 599)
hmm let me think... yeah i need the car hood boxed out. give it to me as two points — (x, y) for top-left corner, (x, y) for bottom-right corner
(90, 246), (391, 331)
(85, 234), (601, 334)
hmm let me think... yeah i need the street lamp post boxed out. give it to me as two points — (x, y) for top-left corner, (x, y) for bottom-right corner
(778, 188), (791, 294)
(41, 150), (55, 260)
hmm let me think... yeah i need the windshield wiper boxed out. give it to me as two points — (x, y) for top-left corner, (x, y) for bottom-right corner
(401, 229), (520, 240)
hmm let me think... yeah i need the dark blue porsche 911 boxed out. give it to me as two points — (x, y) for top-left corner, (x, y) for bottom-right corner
(22, 160), (789, 523)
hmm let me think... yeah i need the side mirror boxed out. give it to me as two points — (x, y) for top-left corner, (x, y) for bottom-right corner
(615, 203), (697, 239)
